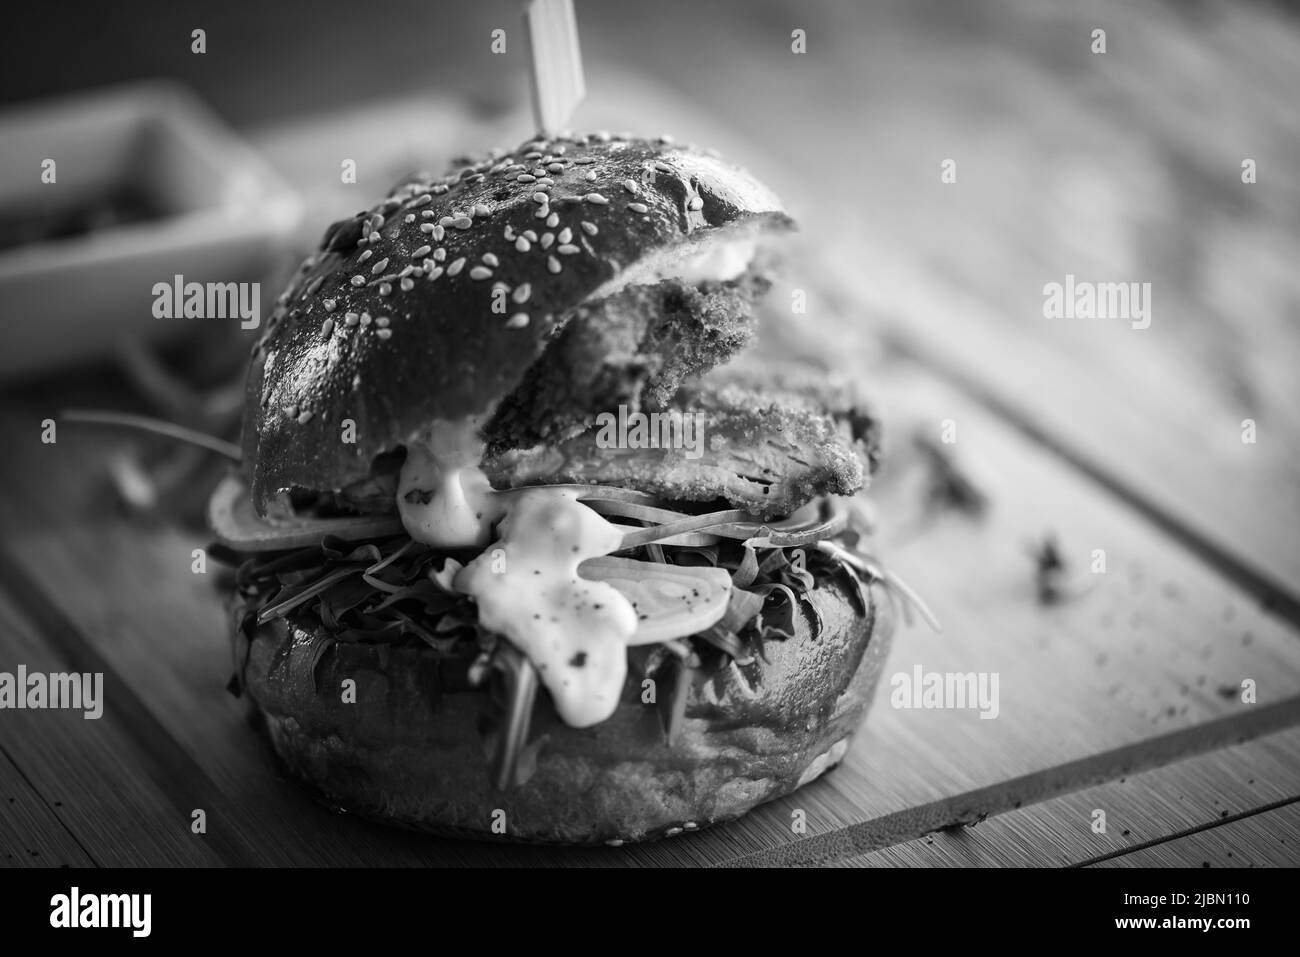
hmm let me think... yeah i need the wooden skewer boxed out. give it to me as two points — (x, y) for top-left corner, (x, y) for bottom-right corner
(525, 0), (586, 136)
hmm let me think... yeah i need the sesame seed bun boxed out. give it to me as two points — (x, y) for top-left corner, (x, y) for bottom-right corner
(231, 563), (893, 845)
(243, 133), (792, 516)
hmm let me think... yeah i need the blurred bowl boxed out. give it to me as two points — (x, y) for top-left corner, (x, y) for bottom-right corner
(0, 81), (301, 381)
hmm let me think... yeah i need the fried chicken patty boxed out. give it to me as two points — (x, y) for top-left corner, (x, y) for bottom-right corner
(482, 377), (875, 519)
(484, 269), (770, 452)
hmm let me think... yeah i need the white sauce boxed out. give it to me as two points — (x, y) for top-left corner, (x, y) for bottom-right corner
(455, 489), (636, 727)
(670, 235), (758, 283)
(397, 419), (504, 548)
(396, 422), (638, 726)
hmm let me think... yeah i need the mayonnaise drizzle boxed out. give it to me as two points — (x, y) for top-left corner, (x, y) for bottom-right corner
(396, 421), (638, 726)
(455, 489), (637, 727)
(397, 419), (504, 549)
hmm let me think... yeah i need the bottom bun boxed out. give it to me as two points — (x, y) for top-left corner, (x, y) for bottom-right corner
(231, 571), (894, 845)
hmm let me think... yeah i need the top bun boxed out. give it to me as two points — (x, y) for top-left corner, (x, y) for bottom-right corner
(242, 133), (792, 515)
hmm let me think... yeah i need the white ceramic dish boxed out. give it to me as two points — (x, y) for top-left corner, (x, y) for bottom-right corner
(0, 82), (301, 380)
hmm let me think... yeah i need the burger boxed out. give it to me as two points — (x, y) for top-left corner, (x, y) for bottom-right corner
(210, 131), (909, 845)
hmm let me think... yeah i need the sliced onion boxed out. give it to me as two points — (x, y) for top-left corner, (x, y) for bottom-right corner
(584, 499), (697, 524)
(710, 508), (849, 547)
(208, 475), (404, 552)
(613, 498), (850, 549)
(579, 556), (731, 645)
(607, 525), (721, 547)
(617, 509), (752, 549)
(510, 483), (663, 505)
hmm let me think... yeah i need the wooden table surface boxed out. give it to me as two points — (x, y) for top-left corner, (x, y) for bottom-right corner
(2, 0), (1298, 867)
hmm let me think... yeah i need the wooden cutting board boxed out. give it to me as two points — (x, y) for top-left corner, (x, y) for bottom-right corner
(1, 58), (1297, 866)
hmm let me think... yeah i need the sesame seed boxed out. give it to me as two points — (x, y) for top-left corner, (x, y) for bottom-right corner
(380, 282), (394, 296)
(400, 277), (414, 292)
(532, 192), (549, 204)
(433, 225), (445, 241)
(504, 226), (516, 241)
(305, 277), (323, 296)
(483, 252), (499, 267)
(323, 298), (338, 312)
(585, 171), (598, 182)
(547, 255), (562, 274)
(376, 328), (393, 340)
(371, 257), (390, 274)
(433, 248), (447, 262)
(432, 184), (449, 194)
(412, 245), (432, 258)
(557, 244), (580, 255)
(467, 174), (485, 184)
(321, 318), (334, 336)
(447, 258), (466, 276)
(427, 266), (445, 281)
(574, 156), (596, 164)
(360, 312), (372, 326)
(469, 266), (493, 280)
(420, 223), (436, 233)
(534, 206), (550, 219)
(490, 161), (509, 174)
(297, 410), (314, 425)
(369, 232), (381, 243)
(359, 249), (373, 262)
(376, 315), (390, 328)
(398, 265), (415, 278)
(517, 173), (536, 183)
(412, 193), (432, 206)
(546, 212), (559, 227)
(454, 216), (473, 229)
(581, 221), (598, 235)
(586, 193), (609, 205)
(532, 167), (546, 177)
(507, 313), (529, 328)
(524, 230), (538, 241)
(404, 213), (416, 224)
(513, 283), (531, 303)
(622, 179), (638, 194)
(524, 151), (543, 160)
(655, 161), (673, 173)
(286, 404), (298, 418)
(515, 236), (531, 252)
(557, 227), (573, 244)
(547, 162), (565, 173)
(351, 275), (365, 287)
(439, 216), (454, 227)
(345, 312), (360, 325)
(412, 267), (425, 277)
(688, 196), (704, 211)
(421, 210), (436, 219)
(537, 177), (554, 186)
(540, 232), (554, 249)
(474, 204), (490, 217)
(628, 202), (649, 214)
